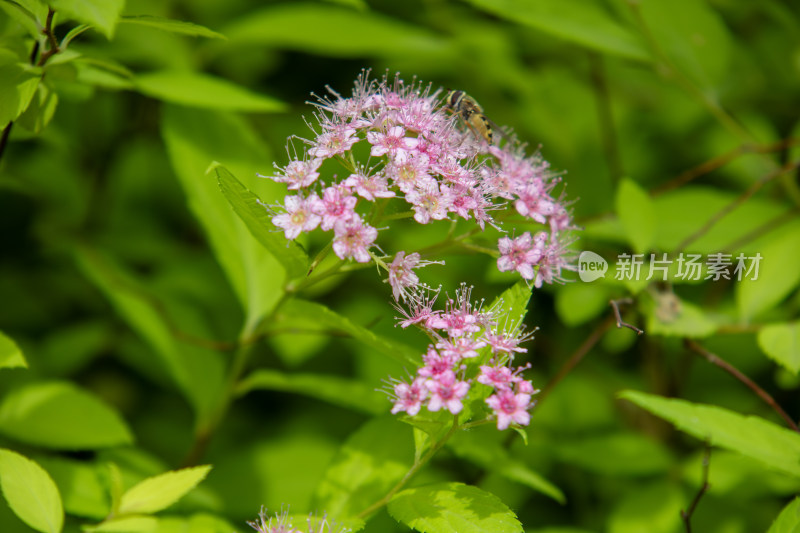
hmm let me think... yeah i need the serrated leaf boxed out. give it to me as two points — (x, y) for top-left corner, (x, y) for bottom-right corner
(223, 3), (446, 57)
(616, 178), (655, 254)
(48, 0), (124, 39)
(489, 280), (532, 325)
(0, 381), (132, 450)
(463, 0), (649, 61)
(236, 369), (384, 415)
(759, 322), (800, 375)
(135, 71), (285, 112)
(737, 224), (800, 322)
(619, 390), (800, 478)
(273, 299), (419, 367)
(388, 482), (524, 533)
(767, 497), (800, 533)
(314, 416), (412, 519)
(0, 331), (27, 369)
(216, 166), (306, 279)
(119, 15), (226, 39)
(0, 449), (64, 533)
(119, 465), (211, 515)
(449, 431), (564, 503)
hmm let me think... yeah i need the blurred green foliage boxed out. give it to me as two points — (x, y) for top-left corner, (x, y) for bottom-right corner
(1, 0), (800, 532)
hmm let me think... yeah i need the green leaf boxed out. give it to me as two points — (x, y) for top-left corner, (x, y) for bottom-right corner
(118, 465), (211, 515)
(553, 432), (672, 477)
(119, 15), (226, 39)
(15, 82), (58, 134)
(0, 381), (132, 450)
(759, 322), (800, 375)
(463, 0), (650, 61)
(619, 390), (800, 478)
(314, 416), (413, 519)
(637, 0), (732, 90)
(273, 299), (419, 367)
(236, 369), (385, 415)
(449, 431), (564, 503)
(0, 449), (64, 533)
(555, 283), (610, 326)
(74, 246), (225, 421)
(489, 280), (532, 325)
(736, 223), (800, 322)
(161, 105), (286, 332)
(147, 513), (238, 533)
(135, 71), (285, 112)
(36, 456), (108, 519)
(388, 482), (524, 533)
(216, 165), (307, 279)
(767, 497), (800, 533)
(0, 331), (27, 369)
(48, 0), (124, 39)
(615, 178), (655, 254)
(223, 3), (447, 57)
(0, 55), (41, 128)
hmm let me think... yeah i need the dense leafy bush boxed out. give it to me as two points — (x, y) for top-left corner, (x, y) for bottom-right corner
(1, 1), (799, 532)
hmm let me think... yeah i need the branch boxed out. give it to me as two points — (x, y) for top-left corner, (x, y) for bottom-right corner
(610, 298), (644, 335)
(675, 159), (800, 253)
(685, 339), (799, 432)
(681, 443), (711, 533)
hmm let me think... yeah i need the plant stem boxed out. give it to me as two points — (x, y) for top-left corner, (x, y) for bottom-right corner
(681, 444), (711, 533)
(685, 339), (799, 432)
(357, 415), (460, 519)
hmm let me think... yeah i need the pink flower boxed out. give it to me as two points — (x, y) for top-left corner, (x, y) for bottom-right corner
(367, 125), (419, 159)
(265, 158), (322, 190)
(387, 251), (421, 301)
(436, 336), (486, 360)
(391, 377), (428, 416)
(482, 329), (532, 356)
(425, 371), (470, 414)
(514, 181), (557, 224)
(418, 346), (458, 378)
(315, 184), (358, 231)
(496, 232), (546, 280)
(406, 180), (452, 224)
(248, 507), (300, 533)
(477, 364), (517, 390)
(332, 215), (377, 263)
(394, 287), (443, 329)
(486, 388), (532, 430)
(271, 194), (322, 240)
(384, 151), (432, 193)
(309, 123), (358, 158)
(343, 171), (395, 202)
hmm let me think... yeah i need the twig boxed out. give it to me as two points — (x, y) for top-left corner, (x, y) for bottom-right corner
(36, 8), (60, 66)
(535, 315), (615, 407)
(685, 339), (799, 432)
(675, 159), (800, 253)
(610, 298), (644, 335)
(681, 443), (711, 533)
(652, 138), (800, 196)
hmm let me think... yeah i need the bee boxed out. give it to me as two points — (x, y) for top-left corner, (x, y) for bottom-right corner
(445, 90), (497, 145)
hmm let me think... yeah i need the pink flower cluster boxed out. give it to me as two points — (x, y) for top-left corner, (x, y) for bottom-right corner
(389, 285), (538, 431)
(248, 507), (350, 533)
(263, 71), (577, 286)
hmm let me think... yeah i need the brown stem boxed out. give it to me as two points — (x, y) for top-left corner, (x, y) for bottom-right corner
(652, 138), (800, 196)
(610, 298), (644, 335)
(535, 315), (615, 407)
(681, 443), (711, 533)
(36, 8), (60, 66)
(675, 159), (800, 253)
(685, 339), (799, 432)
